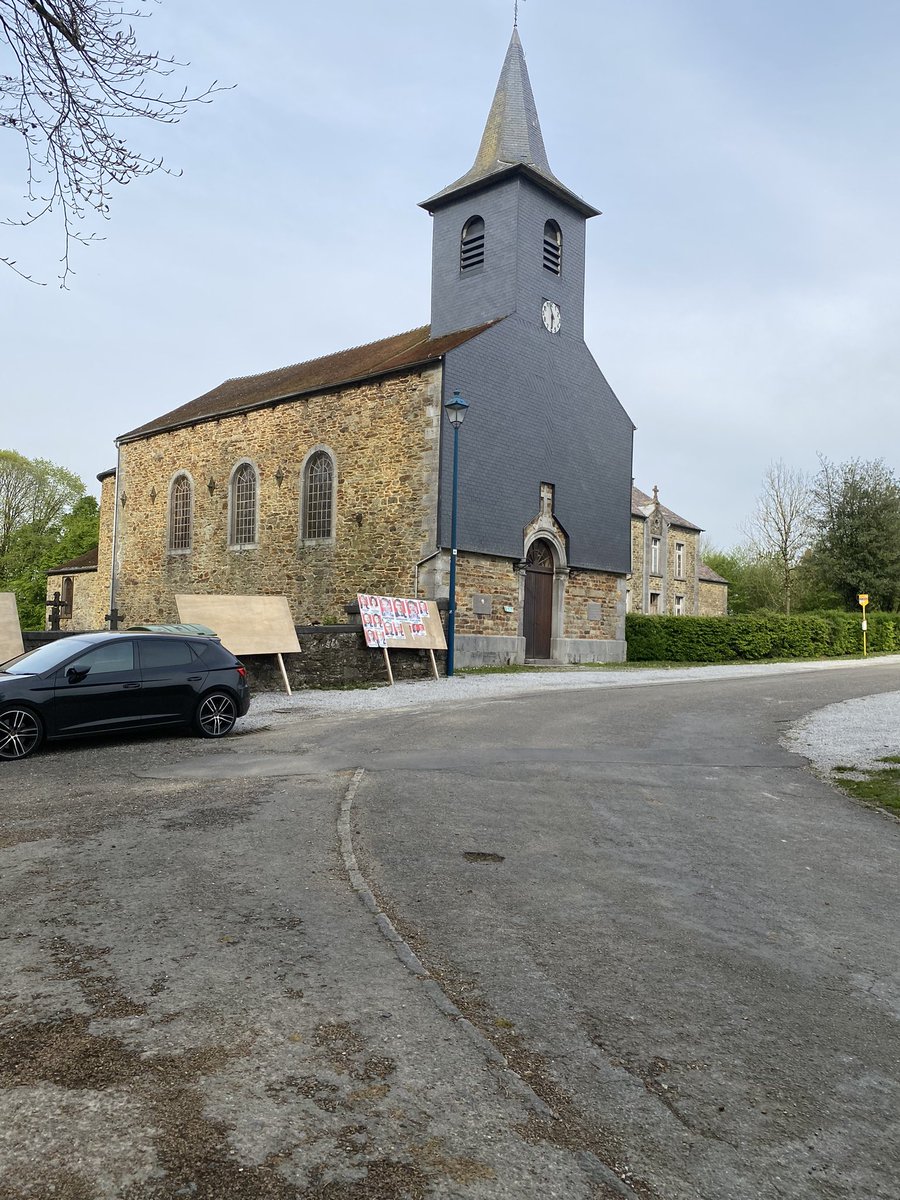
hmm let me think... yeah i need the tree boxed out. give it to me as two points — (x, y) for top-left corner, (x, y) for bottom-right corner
(0, 451), (93, 627)
(1, 0), (221, 283)
(811, 456), (900, 611)
(743, 459), (813, 615)
(0, 450), (84, 555)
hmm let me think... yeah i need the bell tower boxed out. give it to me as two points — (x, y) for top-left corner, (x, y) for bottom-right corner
(421, 29), (599, 341)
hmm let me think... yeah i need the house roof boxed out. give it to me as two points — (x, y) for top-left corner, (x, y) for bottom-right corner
(118, 321), (498, 444)
(46, 546), (98, 575)
(631, 485), (703, 533)
(699, 561), (728, 585)
(420, 29), (599, 218)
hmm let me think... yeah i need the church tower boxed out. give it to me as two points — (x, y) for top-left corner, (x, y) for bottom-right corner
(421, 28), (599, 341)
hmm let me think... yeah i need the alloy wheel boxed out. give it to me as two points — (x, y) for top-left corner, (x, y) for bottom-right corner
(196, 693), (237, 738)
(0, 708), (43, 760)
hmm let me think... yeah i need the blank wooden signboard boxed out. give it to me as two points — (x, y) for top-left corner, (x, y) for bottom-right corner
(0, 593), (24, 664)
(175, 595), (301, 656)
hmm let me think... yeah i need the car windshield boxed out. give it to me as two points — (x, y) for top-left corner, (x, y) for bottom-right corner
(1, 639), (93, 675)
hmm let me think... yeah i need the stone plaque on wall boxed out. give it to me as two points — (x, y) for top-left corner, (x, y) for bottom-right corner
(587, 602), (604, 622)
(472, 594), (493, 615)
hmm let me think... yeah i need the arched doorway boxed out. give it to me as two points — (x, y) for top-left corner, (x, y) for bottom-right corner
(523, 539), (555, 659)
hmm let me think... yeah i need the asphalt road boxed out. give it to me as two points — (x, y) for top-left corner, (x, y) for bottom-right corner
(1, 663), (899, 1200)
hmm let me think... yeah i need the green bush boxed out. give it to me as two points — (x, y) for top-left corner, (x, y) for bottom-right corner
(625, 611), (895, 663)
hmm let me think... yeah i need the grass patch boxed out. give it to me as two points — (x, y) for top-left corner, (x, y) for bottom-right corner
(832, 765), (900, 816)
(832, 765), (858, 774)
(878, 754), (900, 764)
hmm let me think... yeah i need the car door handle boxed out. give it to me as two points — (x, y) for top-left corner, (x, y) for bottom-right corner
(122, 682), (142, 690)
(187, 675), (203, 682)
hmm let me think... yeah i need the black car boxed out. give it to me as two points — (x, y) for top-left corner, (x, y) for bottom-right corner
(0, 631), (251, 761)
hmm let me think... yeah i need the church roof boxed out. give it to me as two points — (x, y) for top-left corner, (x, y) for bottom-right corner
(420, 29), (599, 218)
(631, 485), (703, 533)
(46, 546), (99, 575)
(118, 321), (498, 443)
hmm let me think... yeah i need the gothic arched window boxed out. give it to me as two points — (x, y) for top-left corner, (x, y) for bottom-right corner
(62, 576), (74, 616)
(168, 473), (193, 552)
(302, 450), (335, 541)
(543, 219), (562, 275)
(229, 462), (258, 548)
(460, 216), (486, 272)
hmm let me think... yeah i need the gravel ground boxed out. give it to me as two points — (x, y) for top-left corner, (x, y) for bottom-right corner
(243, 657), (900, 777)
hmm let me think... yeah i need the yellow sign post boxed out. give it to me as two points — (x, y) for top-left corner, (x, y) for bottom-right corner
(858, 594), (869, 657)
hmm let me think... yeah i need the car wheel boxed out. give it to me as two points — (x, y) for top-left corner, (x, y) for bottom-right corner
(0, 707), (45, 761)
(193, 691), (238, 739)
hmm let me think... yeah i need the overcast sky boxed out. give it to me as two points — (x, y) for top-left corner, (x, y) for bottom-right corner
(2, 0), (898, 548)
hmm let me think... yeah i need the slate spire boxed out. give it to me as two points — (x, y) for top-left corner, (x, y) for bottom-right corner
(421, 29), (598, 218)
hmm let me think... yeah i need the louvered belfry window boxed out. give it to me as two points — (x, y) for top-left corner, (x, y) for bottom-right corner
(543, 220), (562, 274)
(169, 473), (192, 551)
(230, 463), (257, 547)
(460, 216), (486, 272)
(304, 451), (334, 540)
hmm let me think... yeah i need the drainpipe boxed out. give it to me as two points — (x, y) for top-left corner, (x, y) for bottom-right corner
(413, 549), (442, 599)
(107, 442), (122, 629)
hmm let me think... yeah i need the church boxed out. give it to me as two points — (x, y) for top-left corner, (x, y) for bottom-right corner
(87, 29), (637, 667)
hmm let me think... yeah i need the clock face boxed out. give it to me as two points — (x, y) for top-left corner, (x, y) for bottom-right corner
(542, 300), (561, 334)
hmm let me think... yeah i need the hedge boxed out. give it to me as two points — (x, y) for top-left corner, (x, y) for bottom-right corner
(625, 611), (899, 663)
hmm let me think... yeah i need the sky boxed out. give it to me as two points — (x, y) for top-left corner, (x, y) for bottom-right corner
(2, 0), (898, 548)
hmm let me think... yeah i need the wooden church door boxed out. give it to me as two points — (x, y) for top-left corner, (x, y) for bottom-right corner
(524, 540), (554, 659)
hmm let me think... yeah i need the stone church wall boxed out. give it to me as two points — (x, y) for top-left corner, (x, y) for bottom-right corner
(111, 367), (443, 627)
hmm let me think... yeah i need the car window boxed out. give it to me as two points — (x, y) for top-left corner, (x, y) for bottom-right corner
(67, 641), (135, 677)
(138, 639), (194, 670)
(3, 639), (93, 675)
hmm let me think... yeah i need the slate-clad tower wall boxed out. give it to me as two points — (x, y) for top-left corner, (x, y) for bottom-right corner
(421, 29), (634, 576)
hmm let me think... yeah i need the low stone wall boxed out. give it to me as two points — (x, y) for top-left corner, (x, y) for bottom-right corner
(22, 625), (445, 691)
(244, 624), (445, 691)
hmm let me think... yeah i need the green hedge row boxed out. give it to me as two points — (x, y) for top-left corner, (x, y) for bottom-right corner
(625, 611), (900, 663)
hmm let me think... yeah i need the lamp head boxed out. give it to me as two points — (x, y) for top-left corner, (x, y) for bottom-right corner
(445, 390), (470, 428)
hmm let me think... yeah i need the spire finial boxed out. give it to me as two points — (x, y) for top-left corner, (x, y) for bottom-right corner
(514, 0), (523, 28)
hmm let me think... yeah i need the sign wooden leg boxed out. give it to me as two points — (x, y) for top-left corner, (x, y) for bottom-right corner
(428, 648), (439, 680)
(383, 647), (395, 685)
(276, 652), (292, 696)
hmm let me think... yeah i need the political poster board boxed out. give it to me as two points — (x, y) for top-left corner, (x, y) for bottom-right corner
(0, 593), (24, 665)
(357, 593), (446, 684)
(175, 594), (300, 694)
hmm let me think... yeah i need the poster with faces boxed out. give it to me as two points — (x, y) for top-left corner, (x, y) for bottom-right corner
(358, 594), (444, 651)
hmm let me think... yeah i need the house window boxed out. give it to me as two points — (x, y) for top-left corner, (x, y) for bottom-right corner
(651, 537), (661, 575)
(168, 473), (193, 552)
(675, 541), (685, 578)
(649, 591), (660, 613)
(62, 576), (74, 616)
(229, 462), (258, 548)
(543, 219), (562, 274)
(675, 594), (685, 616)
(460, 216), (485, 271)
(303, 450), (335, 541)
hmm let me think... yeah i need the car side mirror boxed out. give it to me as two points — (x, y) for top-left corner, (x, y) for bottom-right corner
(66, 666), (89, 684)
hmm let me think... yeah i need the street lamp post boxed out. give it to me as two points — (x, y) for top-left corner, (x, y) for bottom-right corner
(444, 389), (469, 677)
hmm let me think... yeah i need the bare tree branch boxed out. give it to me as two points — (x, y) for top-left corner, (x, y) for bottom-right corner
(742, 459), (813, 615)
(1, 0), (227, 284)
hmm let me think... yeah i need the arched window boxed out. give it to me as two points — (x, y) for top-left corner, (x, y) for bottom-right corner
(460, 216), (485, 272)
(543, 219), (562, 275)
(168, 473), (193, 552)
(62, 577), (74, 616)
(303, 450), (335, 541)
(229, 462), (258, 548)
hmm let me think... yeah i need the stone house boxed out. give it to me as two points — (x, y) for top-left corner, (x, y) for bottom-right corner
(628, 485), (728, 616)
(82, 30), (637, 667)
